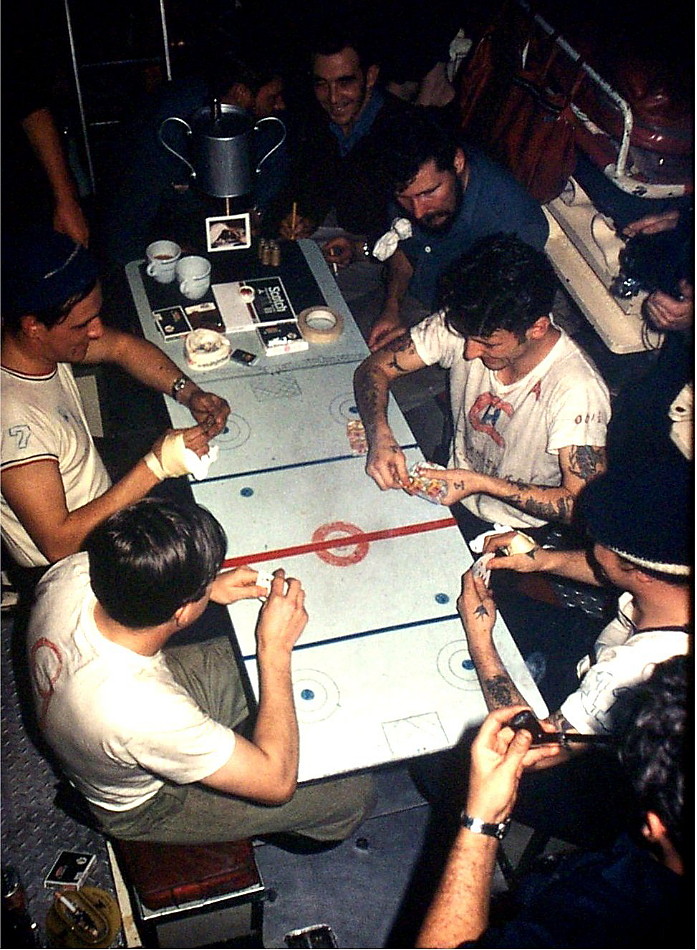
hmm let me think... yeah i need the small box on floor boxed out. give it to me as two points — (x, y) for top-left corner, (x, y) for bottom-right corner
(44, 850), (96, 890)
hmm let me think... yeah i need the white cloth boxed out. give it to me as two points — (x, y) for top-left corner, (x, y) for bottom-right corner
(0, 363), (111, 567)
(560, 592), (689, 733)
(26, 554), (236, 811)
(372, 217), (413, 261)
(410, 314), (611, 528)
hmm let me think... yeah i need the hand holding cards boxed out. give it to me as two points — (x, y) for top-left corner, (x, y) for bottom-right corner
(408, 461), (448, 504)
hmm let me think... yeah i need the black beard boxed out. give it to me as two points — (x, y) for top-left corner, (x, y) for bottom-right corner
(412, 180), (465, 235)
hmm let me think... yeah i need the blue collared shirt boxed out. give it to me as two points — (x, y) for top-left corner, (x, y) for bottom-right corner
(329, 88), (385, 157)
(392, 147), (549, 309)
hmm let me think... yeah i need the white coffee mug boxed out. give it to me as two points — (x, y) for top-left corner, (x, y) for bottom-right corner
(176, 255), (212, 300)
(146, 240), (181, 283)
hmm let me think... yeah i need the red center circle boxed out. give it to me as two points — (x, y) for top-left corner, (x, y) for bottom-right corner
(312, 521), (370, 566)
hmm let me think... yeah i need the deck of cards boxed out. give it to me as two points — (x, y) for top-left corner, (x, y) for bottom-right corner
(408, 461), (448, 505)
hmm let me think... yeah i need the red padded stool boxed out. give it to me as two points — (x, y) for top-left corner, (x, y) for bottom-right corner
(110, 837), (265, 948)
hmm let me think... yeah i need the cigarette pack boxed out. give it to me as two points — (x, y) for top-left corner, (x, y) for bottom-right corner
(44, 850), (96, 890)
(258, 321), (309, 355)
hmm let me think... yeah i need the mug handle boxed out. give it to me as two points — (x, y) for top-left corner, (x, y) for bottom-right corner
(159, 117), (197, 179)
(146, 262), (159, 276)
(254, 116), (287, 173)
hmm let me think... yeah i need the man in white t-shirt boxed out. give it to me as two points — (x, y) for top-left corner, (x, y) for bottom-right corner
(1, 228), (230, 586)
(461, 462), (691, 741)
(27, 497), (375, 845)
(353, 234), (610, 537)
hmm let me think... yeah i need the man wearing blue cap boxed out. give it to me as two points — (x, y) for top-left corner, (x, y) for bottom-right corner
(1, 228), (230, 592)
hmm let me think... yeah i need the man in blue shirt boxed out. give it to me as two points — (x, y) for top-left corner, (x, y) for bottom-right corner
(367, 109), (549, 351)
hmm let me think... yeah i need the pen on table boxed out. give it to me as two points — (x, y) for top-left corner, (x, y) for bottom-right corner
(290, 201), (297, 239)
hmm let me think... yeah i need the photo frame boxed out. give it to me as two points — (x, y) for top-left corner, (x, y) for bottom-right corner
(206, 213), (252, 252)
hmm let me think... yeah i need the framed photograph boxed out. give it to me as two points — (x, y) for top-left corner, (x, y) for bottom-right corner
(206, 213), (252, 252)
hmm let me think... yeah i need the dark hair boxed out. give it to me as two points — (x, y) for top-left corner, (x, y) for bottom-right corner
(620, 654), (689, 857)
(308, 17), (378, 74)
(438, 233), (557, 340)
(85, 498), (226, 628)
(19, 280), (99, 331)
(206, 50), (282, 99)
(376, 107), (458, 193)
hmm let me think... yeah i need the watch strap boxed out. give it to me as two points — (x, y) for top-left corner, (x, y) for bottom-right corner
(461, 812), (511, 841)
(170, 374), (191, 400)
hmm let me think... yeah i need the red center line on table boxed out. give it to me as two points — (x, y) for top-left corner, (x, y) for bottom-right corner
(222, 516), (457, 569)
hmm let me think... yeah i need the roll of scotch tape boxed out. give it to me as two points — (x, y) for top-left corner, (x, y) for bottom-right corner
(298, 306), (344, 344)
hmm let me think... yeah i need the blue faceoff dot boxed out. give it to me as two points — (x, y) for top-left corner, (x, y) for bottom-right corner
(240, 487), (254, 497)
(301, 689), (315, 701)
(435, 593), (450, 604)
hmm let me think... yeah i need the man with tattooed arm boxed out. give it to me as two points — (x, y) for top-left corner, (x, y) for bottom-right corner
(353, 234), (610, 544)
(460, 462), (691, 746)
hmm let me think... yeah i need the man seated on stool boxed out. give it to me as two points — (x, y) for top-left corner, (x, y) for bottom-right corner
(366, 109), (549, 351)
(416, 655), (688, 948)
(1, 228), (229, 595)
(27, 497), (375, 846)
(354, 234), (610, 544)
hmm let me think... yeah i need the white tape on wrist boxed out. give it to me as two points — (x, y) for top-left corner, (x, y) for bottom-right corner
(143, 451), (167, 481)
(148, 432), (220, 480)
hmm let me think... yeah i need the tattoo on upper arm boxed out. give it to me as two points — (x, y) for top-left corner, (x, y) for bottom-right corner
(386, 334), (416, 374)
(568, 446), (606, 482)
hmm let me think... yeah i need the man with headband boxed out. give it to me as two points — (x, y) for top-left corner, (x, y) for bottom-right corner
(1, 227), (230, 599)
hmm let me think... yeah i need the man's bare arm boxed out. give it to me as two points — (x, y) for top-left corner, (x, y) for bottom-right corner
(201, 573), (305, 804)
(458, 570), (575, 764)
(428, 444), (606, 523)
(83, 327), (229, 435)
(367, 249), (414, 350)
(354, 333), (427, 489)
(495, 444), (606, 523)
(487, 539), (604, 587)
(1, 458), (161, 563)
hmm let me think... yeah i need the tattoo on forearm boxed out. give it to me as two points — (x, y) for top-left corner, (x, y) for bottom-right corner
(484, 675), (517, 707)
(568, 446), (606, 482)
(474, 605), (489, 618)
(502, 481), (573, 523)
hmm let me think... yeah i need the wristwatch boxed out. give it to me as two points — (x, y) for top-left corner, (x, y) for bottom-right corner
(170, 375), (191, 401)
(461, 812), (511, 841)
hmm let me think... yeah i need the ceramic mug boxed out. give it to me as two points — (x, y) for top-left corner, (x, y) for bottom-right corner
(176, 255), (212, 300)
(146, 240), (181, 283)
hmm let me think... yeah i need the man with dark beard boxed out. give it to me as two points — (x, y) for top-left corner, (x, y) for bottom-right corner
(367, 109), (549, 351)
